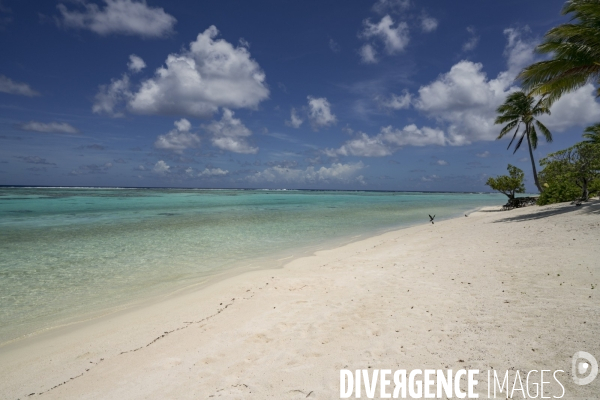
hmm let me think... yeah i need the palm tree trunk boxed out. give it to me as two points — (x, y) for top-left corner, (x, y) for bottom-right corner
(526, 126), (543, 193)
(582, 178), (589, 201)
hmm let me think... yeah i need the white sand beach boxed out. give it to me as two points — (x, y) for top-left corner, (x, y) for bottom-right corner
(1, 200), (599, 399)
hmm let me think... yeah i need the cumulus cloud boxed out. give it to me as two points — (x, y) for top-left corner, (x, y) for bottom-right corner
(128, 26), (269, 118)
(92, 74), (130, 117)
(153, 160), (170, 174)
(56, 0), (176, 38)
(307, 96), (336, 129)
(248, 162), (365, 184)
(18, 121), (79, 134)
(413, 28), (537, 145)
(377, 90), (411, 110)
(462, 27), (479, 52)
(372, 0), (410, 15)
(421, 15), (438, 33)
(540, 83), (600, 132)
(411, 27), (600, 145)
(127, 54), (146, 72)
(204, 108), (257, 154)
(437, 159), (448, 165)
(285, 108), (303, 128)
(476, 151), (490, 158)
(93, 26), (269, 119)
(359, 44), (378, 64)
(154, 118), (201, 153)
(0, 75), (40, 97)
(361, 15), (409, 55)
(198, 167), (229, 177)
(326, 124), (445, 157)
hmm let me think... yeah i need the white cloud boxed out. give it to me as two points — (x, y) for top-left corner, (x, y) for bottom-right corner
(0, 75), (40, 97)
(154, 118), (201, 153)
(540, 83), (600, 132)
(414, 28), (536, 145)
(248, 162), (365, 184)
(380, 124), (446, 146)
(204, 108), (257, 154)
(126, 26), (269, 118)
(329, 38), (341, 53)
(421, 15), (438, 33)
(92, 74), (130, 117)
(153, 160), (170, 174)
(412, 26), (600, 145)
(174, 118), (191, 132)
(359, 44), (378, 64)
(57, 0), (176, 38)
(372, 0), (410, 14)
(199, 168), (229, 177)
(327, 132), (393, 157)
(378, 90), (411, 110)
(285, 108), (303, 128)
(307, 96), (336, 129)
(437, 159), (448, 165)
(326, 124), (445, 157)
(361, 15), (409, 55)
(238, 38), (250, 48)
(19, 121), (79, 134)
(476, 151), (490, 158)
(421, 174), (439, 182)
(127, 54), (146, 72)
(462, 27), (479, 52)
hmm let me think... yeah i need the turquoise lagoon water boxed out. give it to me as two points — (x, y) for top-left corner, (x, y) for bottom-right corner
(0, 188), (505, 344)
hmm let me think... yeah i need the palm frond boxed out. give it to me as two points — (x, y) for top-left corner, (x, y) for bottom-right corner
(583, 122), (600, 143)
(536, 120), (554, 143)
(497, 120), (519, 139)
(513, 132), (526, 154)
(529, 124), (539, 149)
(518, 1), (600, 102)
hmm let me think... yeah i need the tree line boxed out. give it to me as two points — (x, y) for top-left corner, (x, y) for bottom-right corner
(486, 0), (600, 205)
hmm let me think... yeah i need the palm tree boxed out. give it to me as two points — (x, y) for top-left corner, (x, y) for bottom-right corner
(518, 0), (600, 103)
(495, 91), (553, 193)
(583, 123), (600, 144)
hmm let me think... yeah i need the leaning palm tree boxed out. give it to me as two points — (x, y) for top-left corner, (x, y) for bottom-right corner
(495, 91), (553, 193)
(518, 0), (600, 103)
(582, 123), (600, 144)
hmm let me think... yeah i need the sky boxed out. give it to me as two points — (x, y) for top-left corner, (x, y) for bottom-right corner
(1, 0), (598, 191)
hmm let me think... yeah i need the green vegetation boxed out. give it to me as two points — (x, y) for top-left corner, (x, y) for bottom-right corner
(491, 1), (600, 205)
(583, 123), (600, 144)
(538, 141), (600, 204)
(518, 0), (600, 103)
(485, 164), (526, 199)
(495, 91), (552, 193)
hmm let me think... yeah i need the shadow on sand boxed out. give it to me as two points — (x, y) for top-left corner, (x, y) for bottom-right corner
(493, 199), (600, 223)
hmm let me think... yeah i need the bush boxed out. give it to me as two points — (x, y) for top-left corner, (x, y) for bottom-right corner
(485, 164), (525, 199)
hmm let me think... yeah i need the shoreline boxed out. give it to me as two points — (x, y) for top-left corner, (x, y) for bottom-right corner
(0, 201), (494, 348)
(1, 200), (598, 399)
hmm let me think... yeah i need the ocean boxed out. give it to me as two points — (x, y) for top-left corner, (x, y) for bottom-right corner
(0, 187), (505, 344)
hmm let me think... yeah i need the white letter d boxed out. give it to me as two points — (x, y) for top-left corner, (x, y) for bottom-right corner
(341, 370), (353, 398)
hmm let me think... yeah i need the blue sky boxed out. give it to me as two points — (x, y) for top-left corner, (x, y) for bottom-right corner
(1, 0), (598, 190)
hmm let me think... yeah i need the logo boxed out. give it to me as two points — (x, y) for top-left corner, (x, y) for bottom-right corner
(572, 351), (598, 385)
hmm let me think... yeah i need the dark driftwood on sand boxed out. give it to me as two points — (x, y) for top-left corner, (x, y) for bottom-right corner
(501, 197), (537, 211)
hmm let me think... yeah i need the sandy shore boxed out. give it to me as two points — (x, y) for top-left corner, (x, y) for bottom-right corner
(1, 200), (599, 399)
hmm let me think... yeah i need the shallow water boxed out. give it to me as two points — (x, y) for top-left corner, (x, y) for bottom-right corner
(0, 188), (505, 343)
